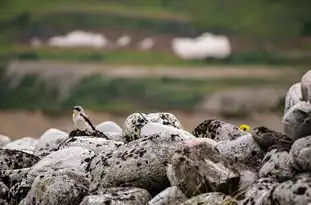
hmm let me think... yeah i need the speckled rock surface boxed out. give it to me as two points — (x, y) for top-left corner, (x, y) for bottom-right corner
(251, 126), (293, 152)
(239, 178), (279, 205)
(20, 169), (89, 205)
(27, 147), (95, 183)
(239, 170), (258, 191)
(285, 82), (302, 114)
(34, 128), (68, 157)
(8, 179), (31, 205)
(141, 123), (195, 140)
(290, 135), (311, 172)
(271, 173), (311, 205)
(0, 149), (40, 170)
(181, 192), (236, 205)
(167, 140), (240, 197)
(103, 132), (125, 142)
(148, 186), (187, 205)
(123, 112), (182, 142)
(259, 148), (294, 182)
(215, 134), (264, 169)
(0, 168), (31, 188)
(301, 70), (311, 101)
(89, 133), (186, 196)
(283, 101), (311, 140)
(82, 187), (151, 205)
(58, 136), (123, 154)
(192, 119), (246, 141)
(96, 121), (122, 134)
(0, 182), (8, 201)
(3, 137), (38, 154)
(0, 135), (10, 148)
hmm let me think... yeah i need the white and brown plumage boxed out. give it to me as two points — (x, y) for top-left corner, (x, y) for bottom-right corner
(72, 105), (96, 133)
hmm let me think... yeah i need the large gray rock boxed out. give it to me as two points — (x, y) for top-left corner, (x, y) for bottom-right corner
(123, 112), (182, 142)
(271, 173), (311, 205)
(285, 82), (302, 114)
(0, 135), (10, 148)
(96, 121), (122, 134)
(34, 128), (68, 157)
(215, 134), (264, 169)
(239, 170), (258, 191)
(82, 187), (151, 205)
(141, 123), (195, 140)
(181, 192), (236, 205)
(0, 182), (8, 200)
(167, 139), (240, 198)
(0, 168), (31, 188)
(8, 179), (31, 205)
(89, 133), (187, 195)
(192, 119), (246, 141)
(239, 178), (279, 205)
(148, 186), (187, 205)
(283, 101), (311, 140)
(301, 70), (311, 101)
(290, 135), (311, 172)
(58, 136), (123, 154)
(259, 149), (294, 182)
(20, 169), (89, 205)
(3, 137), (37, 154)
(28, 147), (95, 183)
(0, 149), (40, 170)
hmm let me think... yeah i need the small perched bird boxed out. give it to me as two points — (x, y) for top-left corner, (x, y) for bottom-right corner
(72, 105), (96, 133)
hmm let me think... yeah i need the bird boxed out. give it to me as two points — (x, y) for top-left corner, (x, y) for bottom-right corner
(72, 105), (96, 133)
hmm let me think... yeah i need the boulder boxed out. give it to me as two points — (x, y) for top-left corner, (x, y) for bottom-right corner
(96, 121), (122, 134)
(0, 135), (10, 148)
(0, 149), (40, 170)
(34, 128), (68, 157)
(283, 101), (311, 140)
(58, 136), (123, 154)
(284, 82), (302, 114)
(180, 192), (236, 205)
(0, 182), (8, 200)
(290, 135), (311, 172)
(148, 186), (187, 205)
(123, 112), (182, 142)
(301, 70), (311, 101)
(3, 137), (38, 154)
(8, 179), (31, 205)
(20, 169), (89, 205)
(0, 168), (31, 188)
(192, 119), (246, 141)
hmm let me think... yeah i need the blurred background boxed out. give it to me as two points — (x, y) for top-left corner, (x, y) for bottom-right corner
(0, 0), (310, 139)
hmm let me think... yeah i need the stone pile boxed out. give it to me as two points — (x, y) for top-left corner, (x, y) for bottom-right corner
(1, 70), (311, 205)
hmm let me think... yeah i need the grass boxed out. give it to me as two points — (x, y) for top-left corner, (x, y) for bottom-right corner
(9, 46), (311, 66)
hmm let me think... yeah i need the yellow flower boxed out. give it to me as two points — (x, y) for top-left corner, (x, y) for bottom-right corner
(239, 124), (251, 132)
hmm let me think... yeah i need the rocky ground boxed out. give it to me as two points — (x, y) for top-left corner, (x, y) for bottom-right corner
(0, 70), (311, 204)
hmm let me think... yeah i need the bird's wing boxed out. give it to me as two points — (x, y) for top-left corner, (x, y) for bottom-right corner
(81, 114), (96, 131)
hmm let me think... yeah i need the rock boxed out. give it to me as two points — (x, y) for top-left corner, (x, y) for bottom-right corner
(8, 179), (31, 205)
(58, 136), (123, 154)
(0, 149), (40, 170)
(3, 137), (37, 154)
(259, 149), (294, 182)
(301, 70), (311, 101)
(148, 186), (187, 205)
(167, 139), (240, 197)
(141, 123), (195, 140)
(239, 178), (279, 205)
(96, 121), (122, 134)
(215, 134), (264, 169)
(123, 112), (182, 142)
(180, 192), (236, 205)
(192, 119), (246, 141)
(83, 187), (151, 205)
(251, 126), (293, 152)
(0, 135), (10, 148)
(20, 169), (89, 205)
(239, 170), (258, 191)
(285, 82), (302, 114)
(283, 101), (311, 140)
(290, 135), (311, 172)
(271, 173), (311, 205)
(104, 132), (125, 142)
(0, 199), (8, 205)
(0, 182), (8, 200)
(34, 128), (68, 157)
(89, 133), (187, 196)
(0, 168), (31, 188)
(27, 147), (95, 183)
